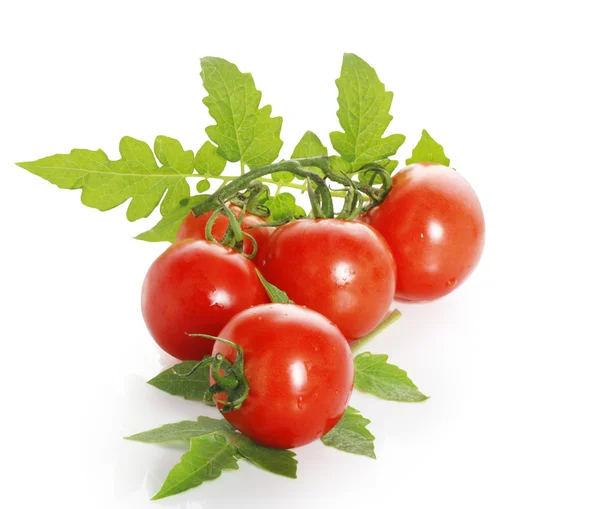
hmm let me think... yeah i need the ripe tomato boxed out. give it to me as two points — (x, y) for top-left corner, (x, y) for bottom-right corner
(365, 163), (485, 301)
(141, 240), (269, 361)
(176, 205), (274, 266)
(261, 219), (396, 340)
(211, 303), (354, 449)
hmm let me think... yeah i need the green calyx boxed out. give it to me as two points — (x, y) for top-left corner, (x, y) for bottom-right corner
(185, 334), (250, 413)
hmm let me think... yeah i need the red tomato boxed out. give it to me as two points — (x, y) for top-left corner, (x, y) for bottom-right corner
(141, 240), (269, 361)
(261, 219), (396, 340)
(365, 163), (485, 301)
(176, 205), (274, 266)
(211, 303), (354, 449)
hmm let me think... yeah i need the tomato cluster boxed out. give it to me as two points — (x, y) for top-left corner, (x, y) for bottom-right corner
(140, 162), (484, 448)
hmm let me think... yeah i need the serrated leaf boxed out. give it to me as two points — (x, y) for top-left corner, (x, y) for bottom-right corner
(160, 179), (191, 215)
(329, 155), (352, 175)
(264, 192), (305, 221)
(354, 352), (428, 402)
(152, 435), (238, 500)
(196, 179), (210, 193)
(406, 129), (450, 166)
(256, 270), (293, 304)
(18, 136), (195, 222)
(236, 436), (297, 479)
(135, 195), (209, 243)
(125, 416), (234, 443)
(292, 131), (328, 160)
(147, 359), (211, 399)
(321, 406), (375, 459)
(290, 131), (328, 178)
(195, 141), (227, 177)
(155, 136), (195, 173)
(330, 54), (405, 171)
(200, 57), (283, 170)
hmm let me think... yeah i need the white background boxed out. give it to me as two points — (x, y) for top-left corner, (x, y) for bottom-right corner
(1, 1), (599, 508)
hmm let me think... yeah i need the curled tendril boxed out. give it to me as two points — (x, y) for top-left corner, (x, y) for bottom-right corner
(241, 232), (258, 260)
(204, 205), (231, 244)
(202, 198), (259, 255)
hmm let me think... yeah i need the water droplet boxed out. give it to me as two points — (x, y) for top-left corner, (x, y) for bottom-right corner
(297, 396), (304, 409)
(446, 278), (457, 288)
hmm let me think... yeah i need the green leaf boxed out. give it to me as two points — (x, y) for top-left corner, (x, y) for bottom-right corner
(256, 270), (293, 304)
(18, 135), (194, 222)
(152, 434), (238, 500)
(321, 406), (375, 459)
(354, 352), (428, 402)
(135, 195), (209, 243)
(330, 53), (405, 171)
(290, 131), (329, 179)
(291, 131), (328, 160)
(159, 179), (191, 216)
(328, 155), (352, 175)
(147, 359), (211, 400)
(195, 141), (227, 177)
(236, 436), (297, 479)
(155, 137), (194, 214)
(264, 192), (305, 221)
(200, 57), (283, 169)
(154, 136), (195, 174)
(125, 416), (234, 443)
(196, 179), (210, 193)
(406, 129), (450, 166)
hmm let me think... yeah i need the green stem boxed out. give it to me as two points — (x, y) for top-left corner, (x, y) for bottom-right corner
(192, 157), (334, 218)
(219, 199), (246, 250)
(350, 309), (402, 353)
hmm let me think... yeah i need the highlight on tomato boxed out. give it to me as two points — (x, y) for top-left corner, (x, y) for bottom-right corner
(141, 239), (269, 361)
(209, 303), (354, 449)
(261, 218), (396, 340)
(364, 163), (485, 302)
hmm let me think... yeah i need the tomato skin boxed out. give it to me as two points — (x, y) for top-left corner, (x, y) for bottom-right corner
(261, 219), (396, 340)
(365, 163), (485, 301)
(176, 205), (274, 266)
(211, 303), (354, 449)
(141, 240), (269, 361)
